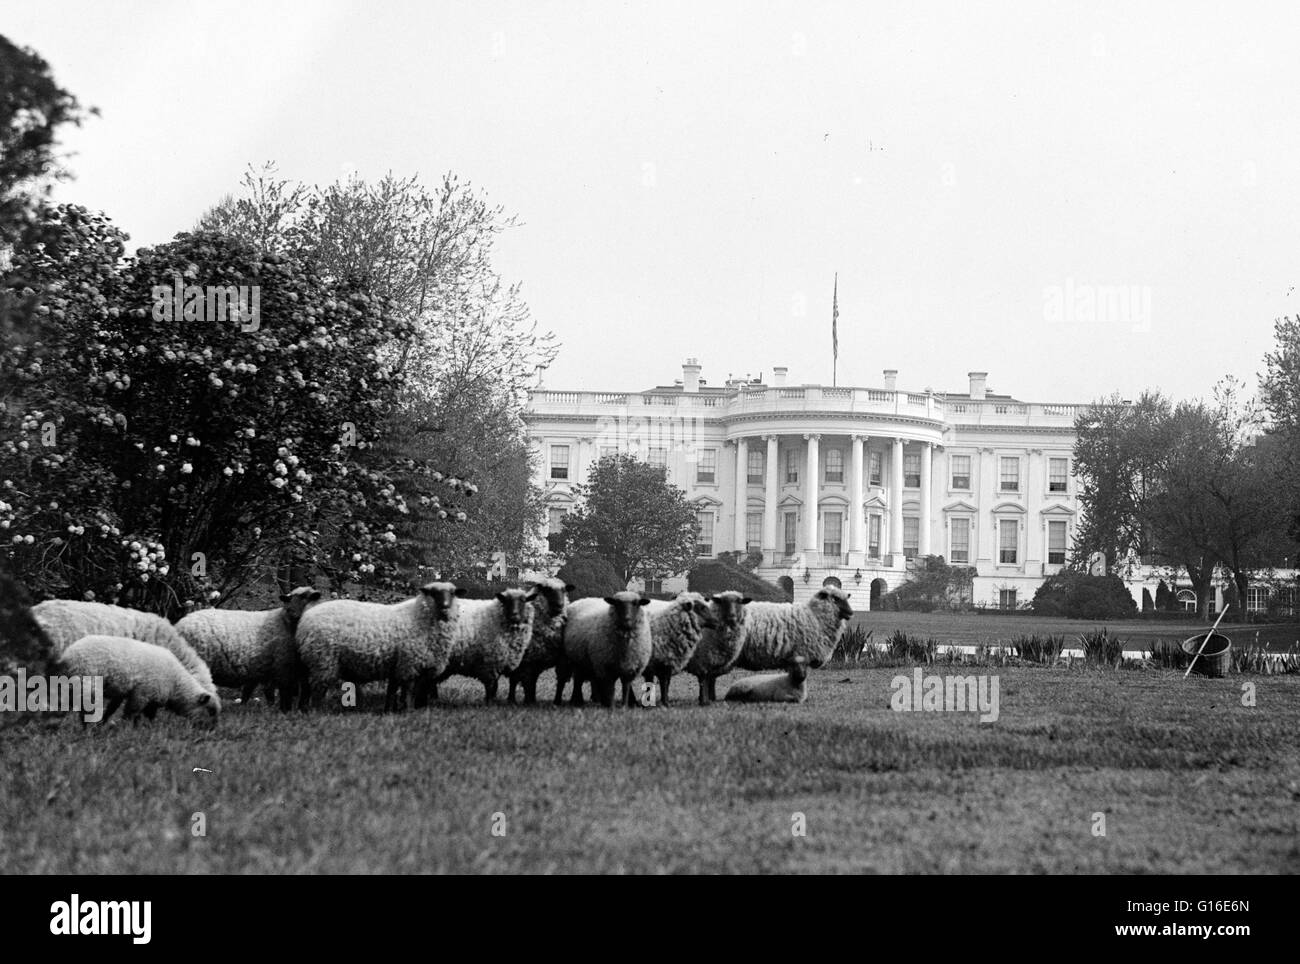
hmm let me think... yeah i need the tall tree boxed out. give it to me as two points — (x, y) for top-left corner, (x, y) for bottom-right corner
(1261, 313), (1300, 551)
(560, 454), (700, 585)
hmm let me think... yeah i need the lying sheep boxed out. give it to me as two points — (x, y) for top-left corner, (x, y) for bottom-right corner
(31, 598), (217, 698)
(295, 582), (463, 711)
(558, 592), (652, 708)
(175, 586), (320, 707)
(735, 587), (853, 674)
(623, 591), (716, 706)
(686, 591), (752, 704)
(57, 634), (221, 726)
(507, 578), (573, 705)
(415, 588), (536, 705)
(724, 657), (808, 704)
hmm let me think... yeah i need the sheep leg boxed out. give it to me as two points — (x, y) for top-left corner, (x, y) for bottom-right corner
(522, 674), (538, 706)
(507, 676), (519, 704)
(656, 670), (671, 706)
(569, 671), (586, 707)
(412, 674), (432, 709)
(384, 678), (402, 712)
(554, 666), (570, 705)
(89, 694), (123, 727)
(707, 676), (719, 703)
(482, 675), (499, 705)
(696, 675), (709, 705)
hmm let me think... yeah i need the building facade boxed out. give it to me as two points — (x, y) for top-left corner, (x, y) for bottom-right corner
(524, 359), (1086, 607)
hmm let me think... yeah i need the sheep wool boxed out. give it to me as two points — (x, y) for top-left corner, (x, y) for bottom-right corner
(31, 599), (217, 697)
(559, 592), (652, 708)
(735, 587), (853, 673)
(635, 591), (715, 706)
(724, 659), (809, 704)
(686, 591), (752, 704)
(175, 586), (320, 705)
(295, 582), (461, 710)
(508, 578), (573, 705)
(425, 589), (536, 704)
(58, 634), (221, 725)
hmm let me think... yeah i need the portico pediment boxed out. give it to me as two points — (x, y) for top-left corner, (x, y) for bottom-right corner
(693, 494), (724, 508)
(777, 493), (803, 508)
(863, 495), (888, 511)
(943, 499), (979, 513)
(991, 501), (1027, 515)
(1039, 503), (1076, 516)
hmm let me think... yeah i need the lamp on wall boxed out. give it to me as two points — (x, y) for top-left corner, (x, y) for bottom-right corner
(802, 567), (811, 583)
(854, 568), (863, 584)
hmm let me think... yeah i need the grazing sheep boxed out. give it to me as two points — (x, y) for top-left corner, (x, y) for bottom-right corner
(56, 634), (221, 726)
(295, 582), (463, 711)
(31, 598), (217, 698)
(686, 591), (752, 705)
(175, 586), (320, 706)
(507, 578), (574, 705)
(735, 587), (853, 674)
(724, 658), (808, 704)
(624, 591), (717, 706)
(558, 592), (652, 708)
(416, 588), (537, 705)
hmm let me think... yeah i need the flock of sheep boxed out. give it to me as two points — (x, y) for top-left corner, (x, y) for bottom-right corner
(23, 579), (856, 725)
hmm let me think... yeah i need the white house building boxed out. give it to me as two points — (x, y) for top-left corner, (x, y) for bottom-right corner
(525, 359), (1088, 608)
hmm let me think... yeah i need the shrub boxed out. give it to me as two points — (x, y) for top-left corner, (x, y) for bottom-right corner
(889, 556), (974, 612)
(1034, 573), (1137, 620)
(555, 555), (626, 599)
(1012, 633), (1065, 664)
(886, 629), (937, 664)
(687, 558), (787, 602)
(830, 625), (873, 664)
(1150, 639), (1189, 670)
(1079, 628), (1125, 667)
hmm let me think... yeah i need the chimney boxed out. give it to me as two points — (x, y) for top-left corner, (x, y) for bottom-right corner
(882, 369), (897, 391)
(968, 371), (988, 400)
(682, 357), (701, 393)
(772, 366), (788, 387)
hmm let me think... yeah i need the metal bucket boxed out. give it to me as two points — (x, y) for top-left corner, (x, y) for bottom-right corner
(1181, 632), (1232, 678)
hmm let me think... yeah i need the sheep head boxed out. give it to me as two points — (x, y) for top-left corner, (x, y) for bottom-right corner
(420, 581), (467, 621)
(708, 591), (751, 630)
(279, 586), (322, 630)
(495, 588), (535, 627)
(602, 591), (651, 631)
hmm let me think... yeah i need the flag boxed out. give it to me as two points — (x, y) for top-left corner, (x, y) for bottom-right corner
(832, 273), (839, 381)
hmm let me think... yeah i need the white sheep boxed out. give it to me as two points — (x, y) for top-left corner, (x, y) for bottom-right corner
(735, 587), (853, 674)
(724, 658), (808, 704)
(295, 582), (463, 711)
(175, 586), (320, 708)
(31, 598), (217, 698)
(686, 591), (752, 704)
(416, 588), (537, 705)
(507, 578), (573, 705)
(625, 591), (716, 707)
(57, 634), (221, 725)
(558, 592), (652, 708)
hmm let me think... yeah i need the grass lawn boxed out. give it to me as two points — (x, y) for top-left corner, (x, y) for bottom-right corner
(3, 665), (1298, 873)
(850, 610), (1300, 652)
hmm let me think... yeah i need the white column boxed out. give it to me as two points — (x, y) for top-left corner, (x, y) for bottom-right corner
(919, 441), (932, 558)
(802, 434), (820, 553)
(890, 437), (904, 561)
(977, 448), (994, 562)
(849, 435), (865, 555)
(733, 437), (748, 553)
(763, 435), (779, 564)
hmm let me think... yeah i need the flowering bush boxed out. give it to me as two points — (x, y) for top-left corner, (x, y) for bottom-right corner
(1, 208), (471, 613)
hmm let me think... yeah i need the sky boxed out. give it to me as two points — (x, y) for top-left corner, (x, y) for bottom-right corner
(9, 0), (1300, 403)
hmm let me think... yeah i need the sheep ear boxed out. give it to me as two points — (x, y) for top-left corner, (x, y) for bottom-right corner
(454, 588), (469, 598)
(309, 590), (321, 601)
(603, 596), (618, 606)
(742, 597), (753, 604)
(495, 591), (508, 603)
(279, 593), (290, 603)
(564, 583), (576, 593)
(196, 693), (211, 705)
(637, 597), (651, 606)
(524, 589), (539, 600)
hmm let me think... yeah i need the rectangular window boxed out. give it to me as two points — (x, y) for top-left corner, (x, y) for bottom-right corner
(647, 446), (667, 470)
(643, 577), (664, 595)
(696, 448), (716, 483)
(950, 455), (971, 490)
(747, 448), (765, 484)
(599, 445), (618, 460)
(904, 453), (921, 488)
(1246, 586), (1268, 612)
(999, 519), (1018, 564)
(1048, 457), (1068, 493)
(696, 511), (714, 557)
(547, 508), (567, 535)
(746, 512), (762, 553)
(1047, 520), (1067, 565)
(783, 512), (798, 556)
(825, 448), (844, 483)
(549, 445), (570, 480)
(903, 517), (919, 559)
(868, 515), (881, 557)
(950, 518), (970, 564)
(999, 588), (1017, 611)
(823, 512), (843, 557)
(869, 451), (882, 486)
(785, 449), (799, 484)
(1000, 457), (1020, 492)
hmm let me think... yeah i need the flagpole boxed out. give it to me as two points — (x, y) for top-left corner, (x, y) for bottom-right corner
(832, 272), (839, 387)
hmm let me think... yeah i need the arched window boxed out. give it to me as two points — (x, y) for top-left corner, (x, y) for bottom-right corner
(822, 576), (842, 589)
